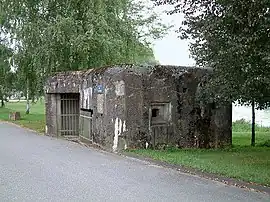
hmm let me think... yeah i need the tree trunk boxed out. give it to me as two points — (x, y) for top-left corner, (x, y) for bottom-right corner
(26, 81), (30, 114)
(1, 99), (4, 107)
(26, 99), (30, 114)
(251, 100), (255, 146)
(0, 88), (4, 107)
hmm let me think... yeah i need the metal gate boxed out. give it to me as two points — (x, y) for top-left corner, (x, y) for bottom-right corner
(60, 93), (80, 136)
(79, 110), (93, 142)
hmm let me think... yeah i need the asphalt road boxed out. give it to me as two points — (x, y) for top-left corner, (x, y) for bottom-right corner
(0, 122), (269, 202)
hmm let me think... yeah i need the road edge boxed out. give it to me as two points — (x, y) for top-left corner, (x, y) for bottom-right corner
(0, 120), (44, 135)
(120, 151), (270, 195)
(2, 120), (269, 195)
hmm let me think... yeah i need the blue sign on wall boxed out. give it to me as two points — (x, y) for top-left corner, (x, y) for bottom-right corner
(95, 84), (104, 94)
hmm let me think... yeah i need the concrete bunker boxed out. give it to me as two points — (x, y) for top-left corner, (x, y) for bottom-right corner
(45, 65), (232, 151)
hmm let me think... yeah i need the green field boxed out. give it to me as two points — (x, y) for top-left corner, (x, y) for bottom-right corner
(0, 101), (45, 133)
(129, 122), (270, 186)
(0, 101), (269, 186)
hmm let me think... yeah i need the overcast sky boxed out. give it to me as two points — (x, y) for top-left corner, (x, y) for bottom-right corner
(151, 4), (195, 66)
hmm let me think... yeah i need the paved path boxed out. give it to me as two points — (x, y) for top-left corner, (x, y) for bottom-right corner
(0, 122), (269, 202)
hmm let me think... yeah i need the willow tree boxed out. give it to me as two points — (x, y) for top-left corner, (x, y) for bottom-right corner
(1, 0), (168, 113)
(0, 41), (13, 107)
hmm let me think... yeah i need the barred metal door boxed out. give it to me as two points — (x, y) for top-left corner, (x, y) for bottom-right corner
(60, 93), (80, 136)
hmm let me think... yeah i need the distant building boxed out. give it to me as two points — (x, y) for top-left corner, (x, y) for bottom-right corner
(45, 65), (232, 151)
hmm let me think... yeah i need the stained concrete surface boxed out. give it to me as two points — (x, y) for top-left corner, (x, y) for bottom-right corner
(0, 122), (269, 202)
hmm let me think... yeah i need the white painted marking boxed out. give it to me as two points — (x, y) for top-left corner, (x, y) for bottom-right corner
(114, 80), (125, 96)
(123, 121), (126, 132)
(82, 87), (92, 109)
(113, 117), (122, 152)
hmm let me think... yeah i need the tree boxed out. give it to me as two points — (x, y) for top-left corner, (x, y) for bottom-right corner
(154, 0), (270, 146)
(0, 41), (13, 107)
(1, 0), (169, 113)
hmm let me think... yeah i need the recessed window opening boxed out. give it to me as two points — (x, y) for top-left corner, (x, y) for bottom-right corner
(183, 87), (188, 93)
(150, 102), (171, 126)
(152, 108), (159, 117)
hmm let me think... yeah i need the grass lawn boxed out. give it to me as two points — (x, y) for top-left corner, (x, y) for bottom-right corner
(0, 101), (45, 133)
(129, 120), (270, 186)
(129, 143), (270, 186)
(1, 101), (270, 186)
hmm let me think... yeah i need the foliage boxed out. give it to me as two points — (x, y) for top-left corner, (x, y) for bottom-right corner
(0, 0), (168, 102)
(154, 0), (270, 109)
(259, 140), (270, 147)
(232, 119), (270, 133)
(0, 41), (13, 107)
(154, 0), (270, 146)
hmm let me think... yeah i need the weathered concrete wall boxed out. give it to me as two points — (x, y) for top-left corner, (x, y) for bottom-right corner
(122, 68), (144, 150)
(103, 67), (128, 151)
(45, 71), (82, 137)
(77, 66), (129, 150)
(172, 67), (211, 148)
(211, 105), (232, 147)
(45, 93), (58, 136)
(136, 66), (232, 149)
(45, 71), (82, 94)
(45, 65), (232, 151)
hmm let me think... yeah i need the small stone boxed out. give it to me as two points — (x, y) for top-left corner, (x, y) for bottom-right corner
(9, 112), (21, 121)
